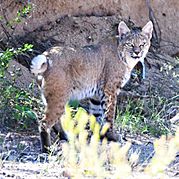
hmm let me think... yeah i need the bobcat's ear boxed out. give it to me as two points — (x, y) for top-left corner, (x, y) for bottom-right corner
(118, 21), (130, 37)
(142, 21), (153, 39)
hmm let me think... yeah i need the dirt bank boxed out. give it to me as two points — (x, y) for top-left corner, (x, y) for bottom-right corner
(0, 0), (179, 55)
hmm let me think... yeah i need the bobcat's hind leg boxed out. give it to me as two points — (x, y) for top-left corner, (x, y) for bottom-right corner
(39, 93), (68, 153)
(39, 119), (51, 153)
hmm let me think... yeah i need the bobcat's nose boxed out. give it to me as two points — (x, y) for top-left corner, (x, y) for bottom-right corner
(134, 51), (140, 55)
(133, 47), (140, 55)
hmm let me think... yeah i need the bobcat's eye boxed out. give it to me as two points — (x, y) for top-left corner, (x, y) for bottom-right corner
(139, 42), (146, 48)
(126, 43), (134, 48)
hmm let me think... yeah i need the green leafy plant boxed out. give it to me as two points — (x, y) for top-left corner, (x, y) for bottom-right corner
(5, 4), (33, 28)
(0, 79), (40, 131)
(115, 96), (172, 136)
(0, 43), (33, 77)
(0, 42), (39, 131)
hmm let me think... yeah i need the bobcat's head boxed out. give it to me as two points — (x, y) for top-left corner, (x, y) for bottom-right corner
(117, 21), (153, 69)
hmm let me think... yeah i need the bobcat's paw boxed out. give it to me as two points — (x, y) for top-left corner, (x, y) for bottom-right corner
(101, 129), (123, 142)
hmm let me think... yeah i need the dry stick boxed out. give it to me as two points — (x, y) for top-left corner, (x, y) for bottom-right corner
(0, 23), (11, 41)
(0, 8), (18, 47)
(145, 0), (161, 50)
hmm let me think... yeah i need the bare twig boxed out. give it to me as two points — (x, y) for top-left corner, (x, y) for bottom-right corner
(0, 23), (11, 41)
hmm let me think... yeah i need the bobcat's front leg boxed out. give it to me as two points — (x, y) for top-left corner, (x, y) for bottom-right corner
(101, 86), (119, 141)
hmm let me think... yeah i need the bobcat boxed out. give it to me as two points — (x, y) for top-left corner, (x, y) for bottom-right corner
(31, 21), (153, 152)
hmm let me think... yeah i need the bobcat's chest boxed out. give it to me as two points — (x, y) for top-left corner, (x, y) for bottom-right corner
(121, 70), (131, 88)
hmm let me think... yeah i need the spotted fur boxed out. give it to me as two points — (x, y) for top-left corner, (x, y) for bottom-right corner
(31, 21), (153, 152)
(80, 22), (153, 127)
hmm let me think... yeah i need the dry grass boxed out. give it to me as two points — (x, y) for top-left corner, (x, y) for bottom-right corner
(45, 106), (179, 178)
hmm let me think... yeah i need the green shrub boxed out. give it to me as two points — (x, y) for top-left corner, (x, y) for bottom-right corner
(0, 44), (33, 77)
(115, 96), (173, 136)
(0, 32), (38, 131)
